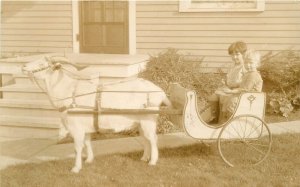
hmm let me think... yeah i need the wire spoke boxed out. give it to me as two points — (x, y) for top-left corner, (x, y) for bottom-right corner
(223, 128), (239, 139)
(229, 121), (244, 139)
(219, 116), (271, 167)
(243, 140), (266, 155)
(244, 116), (248, 137)
(246, 119), (263, 139)
(238, 118), (246, 138)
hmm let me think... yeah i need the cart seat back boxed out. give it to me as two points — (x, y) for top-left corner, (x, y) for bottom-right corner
(233, 92), (266, 120)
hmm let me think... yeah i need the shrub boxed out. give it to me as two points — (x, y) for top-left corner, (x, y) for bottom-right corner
(139, 48), (224, 100)
(139, 48), (224, 133)
(140, 48), (300, 131)
(259, 50), (300, 117)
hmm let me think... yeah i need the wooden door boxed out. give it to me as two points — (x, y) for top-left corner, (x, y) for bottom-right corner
(79, 1), (129, 54)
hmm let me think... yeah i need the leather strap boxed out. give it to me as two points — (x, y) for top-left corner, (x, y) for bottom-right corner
(93, 86), (102, 133)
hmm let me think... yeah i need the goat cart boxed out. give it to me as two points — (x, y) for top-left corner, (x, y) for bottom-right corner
(22, 56), (272, 171)
(68, 83), (272, 168)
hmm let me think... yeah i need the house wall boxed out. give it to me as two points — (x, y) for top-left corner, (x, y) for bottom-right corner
(0, 1), (73, 56)
(1, 1), (300, 71)
(136, 1), (300, 70)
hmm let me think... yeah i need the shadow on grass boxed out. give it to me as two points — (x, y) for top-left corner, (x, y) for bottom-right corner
(121, 142), (216, 162)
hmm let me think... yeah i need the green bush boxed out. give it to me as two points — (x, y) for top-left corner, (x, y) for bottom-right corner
(259, 50), (300, 117)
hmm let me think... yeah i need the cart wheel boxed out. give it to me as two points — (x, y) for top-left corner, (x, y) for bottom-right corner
(218, 115), (272, 167)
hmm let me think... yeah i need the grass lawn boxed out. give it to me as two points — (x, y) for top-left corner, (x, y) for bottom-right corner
(1, 133), (300, 187)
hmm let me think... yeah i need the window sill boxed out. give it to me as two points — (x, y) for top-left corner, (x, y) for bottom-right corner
(179, 0), (265, 13)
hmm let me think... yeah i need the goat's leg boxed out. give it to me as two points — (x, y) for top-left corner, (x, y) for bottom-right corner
(141, 120), (158, 165)
(84, 133), (94, 163)
(148, 132), (158, 165)
(141, 139), (151, 162)
(71, 131), (85, 173)
(139, 133), (151, 162)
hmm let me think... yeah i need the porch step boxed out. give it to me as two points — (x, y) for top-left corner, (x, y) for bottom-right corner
(0, 115), (60, 128)
(0, 85), (48, 100)
(0, 78), (152, 100)
(0, 115), (61, 139)
(0, 53), (149, 78)
(0, 53), (150, 139)
(0, 99), (59, 118)
(13, 73), (138, 85)
(65, 53), (148, 77)
(13, 74), (45, 85)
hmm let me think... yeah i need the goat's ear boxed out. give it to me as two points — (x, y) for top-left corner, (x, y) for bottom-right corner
(50, 56), (88, 71)
(52, 62), (62, 70)
(73, 64), (88, 71)
(62, 61), (88, 71)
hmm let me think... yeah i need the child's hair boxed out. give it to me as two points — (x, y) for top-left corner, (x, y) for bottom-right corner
(228, 41), (248, 55)
(245, 50), (261, 67)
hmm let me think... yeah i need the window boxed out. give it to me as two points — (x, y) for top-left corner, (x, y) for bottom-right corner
(179, 0), (265, 12)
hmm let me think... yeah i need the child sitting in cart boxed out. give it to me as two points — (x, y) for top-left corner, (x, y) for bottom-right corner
(205, 41), (247, 124)
(219, 49), (263, 123)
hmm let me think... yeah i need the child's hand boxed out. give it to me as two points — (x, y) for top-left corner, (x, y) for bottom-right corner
(221, 79), (226, 85)
(222, 87), (232, 93)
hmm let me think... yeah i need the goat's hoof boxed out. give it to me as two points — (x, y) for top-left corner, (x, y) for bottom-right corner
(85, 158), (94, 164)
(141, 157), (149, 162)
(148, 161), (157, 166)
(71, 167), (81, 173)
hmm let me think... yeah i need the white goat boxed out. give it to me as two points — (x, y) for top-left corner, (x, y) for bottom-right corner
(22, 56), (171, 173)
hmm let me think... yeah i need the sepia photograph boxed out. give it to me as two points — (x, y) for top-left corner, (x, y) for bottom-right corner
(0, 0), (299, 186)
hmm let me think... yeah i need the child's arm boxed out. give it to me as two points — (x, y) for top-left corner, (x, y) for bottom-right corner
(223, 88), (241, 94)
(224, 74), (260, 94)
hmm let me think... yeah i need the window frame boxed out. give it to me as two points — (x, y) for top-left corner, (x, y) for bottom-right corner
(179, 0), (265, 12)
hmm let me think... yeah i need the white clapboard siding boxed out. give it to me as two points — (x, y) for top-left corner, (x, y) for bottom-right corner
(138, 48), (296, 57)
(136, 24), (300, 31)
(1, 11), (72, 17)
(2, 17), (72, 23)
(2, 41), (73, 48)
(137, 11), (300, 18)
(1, 23), (72, 30)
(137, 36), (300, 44)
(2, 4), (72, 11)
(137, 3), (300, 11)
(2, 35), (73, 42)
(1, 0), (300, 70)
(2, 29), (72, 35)
(1, 1), (72, 54)
(137, 43), (298, 50)
(136, 1), (300, 68)
(2, 47), (73, 53)
(136, 17), (300, 24)
(137, 31), (300, 37)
